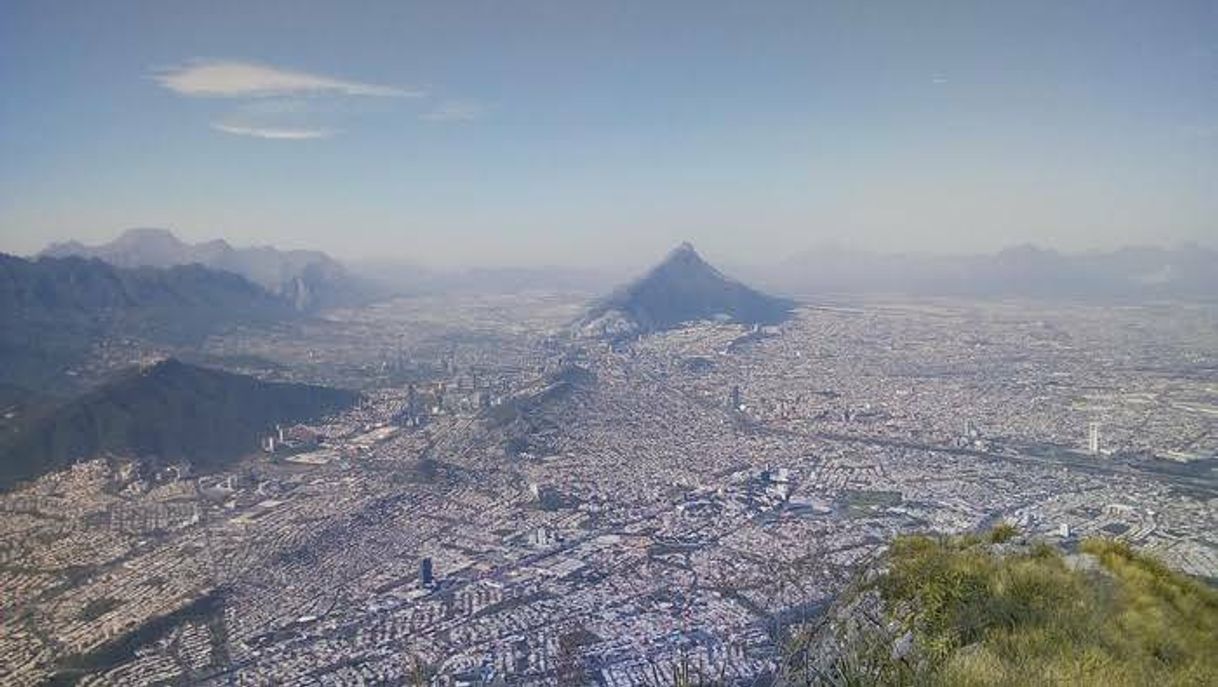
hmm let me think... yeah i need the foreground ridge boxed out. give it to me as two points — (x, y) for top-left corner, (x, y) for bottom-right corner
(780, 528), (1218, 685)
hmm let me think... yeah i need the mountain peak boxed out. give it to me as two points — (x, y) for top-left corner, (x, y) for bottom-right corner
(37, 229), (364, 312)
(670, 241), (698, 256)
(654, 241), (711, 270)
(115, 227), (182, 244)
(580, 244), (793, 337)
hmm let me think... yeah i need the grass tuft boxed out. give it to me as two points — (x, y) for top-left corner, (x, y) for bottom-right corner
(988, 522), (1019, 544)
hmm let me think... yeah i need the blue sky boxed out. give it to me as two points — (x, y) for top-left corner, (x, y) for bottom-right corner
(1, 1), (1215, 267)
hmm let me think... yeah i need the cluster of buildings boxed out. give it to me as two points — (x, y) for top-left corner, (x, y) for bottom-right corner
(0, 295), (1214, 684)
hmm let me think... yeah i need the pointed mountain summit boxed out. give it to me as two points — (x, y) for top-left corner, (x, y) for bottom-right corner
(580, 243), (793, 337)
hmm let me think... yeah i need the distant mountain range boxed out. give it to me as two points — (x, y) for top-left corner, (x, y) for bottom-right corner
(0, 358), (359, 490)
(42, 228), (372, 311)
(1, 252), (288, 314)
(0, 253), (296, 391)
(579, 242), (793, 337)
(749, 243), (1218, 300)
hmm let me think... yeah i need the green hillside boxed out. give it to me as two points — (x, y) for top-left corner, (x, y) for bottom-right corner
(782, 529), (1218, 686)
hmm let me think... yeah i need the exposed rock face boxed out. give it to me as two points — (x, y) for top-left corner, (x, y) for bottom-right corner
(42, 228), (363, 311)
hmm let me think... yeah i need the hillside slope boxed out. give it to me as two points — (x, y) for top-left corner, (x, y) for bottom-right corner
(0, 253), (295, 391)
(0, 359), (359, 490)
(780, 528), (1218, 685)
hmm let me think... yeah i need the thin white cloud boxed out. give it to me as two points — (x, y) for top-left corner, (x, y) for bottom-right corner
(154, 60), (423, 98)
(420, 100), (484, 122)
(211, 122), (335, 140)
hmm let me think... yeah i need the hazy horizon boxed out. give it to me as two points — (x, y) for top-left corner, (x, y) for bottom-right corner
(15, 225), (1218, 274)
(3, 1), (1216, 267)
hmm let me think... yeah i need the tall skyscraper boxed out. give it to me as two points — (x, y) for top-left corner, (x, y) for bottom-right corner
(420, 557), (434, 586)
(1088, 422), (1100, 455)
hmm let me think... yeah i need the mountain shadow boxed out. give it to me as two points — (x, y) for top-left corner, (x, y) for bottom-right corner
(0, 359), (359, 490)
(0, 253), (298, 391)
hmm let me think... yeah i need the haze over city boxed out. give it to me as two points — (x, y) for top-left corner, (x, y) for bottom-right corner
(2, 3), (1217, 686)
(2, 0), (1216, 267)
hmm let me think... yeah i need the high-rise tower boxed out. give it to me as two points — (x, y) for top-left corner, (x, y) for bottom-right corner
(420, 557), (434, 586)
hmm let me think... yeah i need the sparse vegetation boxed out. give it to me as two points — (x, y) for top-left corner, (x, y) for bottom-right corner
(77, 597), (120, 622)
(987, 522), (1019, 543)
(785, 528), (1218, 685)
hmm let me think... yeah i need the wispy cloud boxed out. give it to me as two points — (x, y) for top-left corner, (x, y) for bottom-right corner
(211, 122), (335, 140)
(420, 100), (485, 122)
(154, 59), (472, 140)
(154, 59), (423, 98)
